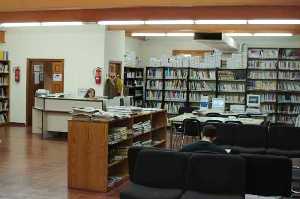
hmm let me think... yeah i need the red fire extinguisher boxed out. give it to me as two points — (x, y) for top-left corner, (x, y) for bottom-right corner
(95, 67), (102, 85)
(15, 67), (20, 82)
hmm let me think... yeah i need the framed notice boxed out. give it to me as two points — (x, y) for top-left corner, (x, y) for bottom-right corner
(53, 73), (62, 82)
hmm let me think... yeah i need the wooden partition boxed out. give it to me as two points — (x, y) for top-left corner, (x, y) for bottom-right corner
(68, 110), (167, 192)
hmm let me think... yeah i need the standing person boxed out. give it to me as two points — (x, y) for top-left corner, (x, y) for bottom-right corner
(104, 72), (118, 98)
(180, 125), (227, 154)
(115, 74), (124, 96)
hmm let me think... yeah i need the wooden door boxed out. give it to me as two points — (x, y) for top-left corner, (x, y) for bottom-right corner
(45, 62), (64, 93)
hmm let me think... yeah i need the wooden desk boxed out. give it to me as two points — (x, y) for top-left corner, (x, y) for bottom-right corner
(168, 113), (265, 149)
(68, 110), (167, 192)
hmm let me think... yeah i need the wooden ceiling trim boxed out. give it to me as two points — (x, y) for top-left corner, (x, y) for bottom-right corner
(0, 6), (300, 23)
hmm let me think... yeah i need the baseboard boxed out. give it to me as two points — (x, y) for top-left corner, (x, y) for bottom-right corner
(9, 122), (26, 127)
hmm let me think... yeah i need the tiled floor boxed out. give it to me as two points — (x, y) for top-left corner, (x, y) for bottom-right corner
(0, 126), (127, 199)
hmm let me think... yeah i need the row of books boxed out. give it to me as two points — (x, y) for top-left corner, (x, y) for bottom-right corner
(147, 68), (163, 78)
(108, 127), (131, 144)
(0, 88), (7, 97)
(0, 51), (8, 61)
(0, 77), (8, 85)
(164, 102), (184, 114)
(278, 94), (300, 103)
(190, 70), (216, 80)
(278, 71), (300, 80)
(146, 80), (163, 89)
(165, 80), (187, 90)
(248, 71), (277, 79)
(260, 93), (276, 102)
(0, 101), (8, 111)
(278, 61), (300, 70)
(261, 104), (276, 114)
(189, 82), (215, 91)
(248, 60), (277, 69)
(125, 71), (143, 78)
(278, 116), (296, 124)
(248, 49), (278, 59)
(218, 83), (245, 92)
(108, 147), (128, 164)
(223, 52), (247, 69)
(281, 49), (300, 60)
(149, 52), (222, 68)
(278, 82), (300, 91)
(278, 105), (300, 114)
(165, 91), (186, 101)
(218, 95), (245, 104)
(132, 120), (152, 136)
(146, 91), (162, 100)
(190, 94), (215, 103)
(218, 71), (246, 81)
(164, 68), (188, 79)
(247, 81), (277, 91)
(0, 63), (9, 73)
(146, 101), (162, 109)
(125, 80), (143, 87)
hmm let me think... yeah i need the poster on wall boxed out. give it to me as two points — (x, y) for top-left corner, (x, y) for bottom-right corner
(53, 73), (62, 82)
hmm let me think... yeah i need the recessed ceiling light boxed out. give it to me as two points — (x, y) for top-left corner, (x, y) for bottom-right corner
(131, 33), (166, 37)
(145, 20), (194, 25)
(166, 33), (194, 37)
(41, 22), (83, 26)
(195, 20), (247, 25)
(248, 20), (300, 24)
(98, 21), (145, 25)
(0, 22), (41, 27)
(225, 33), (253, 37)
(253, 33), (293, 37)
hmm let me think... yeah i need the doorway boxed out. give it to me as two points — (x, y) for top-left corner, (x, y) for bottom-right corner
(26, 59), (64, 126)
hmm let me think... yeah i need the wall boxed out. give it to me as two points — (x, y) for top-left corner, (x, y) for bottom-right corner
(125, 37), (143, 57)
(4, 25), (106, 123)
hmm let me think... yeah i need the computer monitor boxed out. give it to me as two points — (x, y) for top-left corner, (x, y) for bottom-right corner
(212, 98), (225, 112)
(199, 96), (209, 110)
(247, 94), (260, 107)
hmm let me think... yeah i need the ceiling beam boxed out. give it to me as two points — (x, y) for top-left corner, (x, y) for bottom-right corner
(0, 6), (300, 23)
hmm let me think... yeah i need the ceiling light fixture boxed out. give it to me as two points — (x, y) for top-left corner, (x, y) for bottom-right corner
(41, 22), (83, 26)
(166, 33), (194, 37)
(225, 33), (253, 37)
(195, 20), (247, 24)
(98, 21), (145, 25)
(253, 33), (293, 37)
(0, 22), (41, 27)
(248, 20), (300, 24)
(145, 20), (194, 25)
(131, 33), (166, 37)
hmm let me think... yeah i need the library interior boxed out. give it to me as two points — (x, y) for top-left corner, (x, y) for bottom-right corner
(1, 1), (300, 199)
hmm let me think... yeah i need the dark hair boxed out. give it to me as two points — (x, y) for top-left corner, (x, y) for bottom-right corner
(84, 88), (95, 98)
(202, 125), (217, 138)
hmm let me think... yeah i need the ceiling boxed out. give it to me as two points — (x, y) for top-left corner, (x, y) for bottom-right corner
(1, 0), (300, 12)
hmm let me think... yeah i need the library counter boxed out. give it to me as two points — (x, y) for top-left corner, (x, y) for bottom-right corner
(32, 96), (103, 136)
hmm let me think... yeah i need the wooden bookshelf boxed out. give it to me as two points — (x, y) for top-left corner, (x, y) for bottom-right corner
(68, 110), (167, 192)
(124, 66), (144, 107)
(0, 58), (9, 126)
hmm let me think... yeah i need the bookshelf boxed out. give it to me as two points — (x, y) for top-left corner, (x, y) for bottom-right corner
(145, 67), (164, 109)
(124, 66), (144, 107)
(68, 110), (167, 192)
(0, 51), (9, 126)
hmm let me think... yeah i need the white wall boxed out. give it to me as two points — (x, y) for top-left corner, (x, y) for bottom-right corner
(125, 37), (143, 57)
(4, 25), (106, 123)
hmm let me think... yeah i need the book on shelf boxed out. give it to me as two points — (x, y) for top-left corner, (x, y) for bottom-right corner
(164, 68), (188, 79)
(189, 81), (216, 91)
(0, 63), (9, 73)
(0, 51), (8, 61)
(278, 105), (300, 114)
(278, 82), (300, 91)
(165, 91), (186, 101)
(278, 61), (300, 70)
(247, 80), (277, 91)
(278, 71), (300, 80)
(165, 80), (187, 90)
(281, 49), (300, 60)
(218, 83), (245, 92)
(146, 80), (163, 90)
(248, 71), (277, 80)
(218, 70), (246, 81)
(278, 94), (300, 103)
(164, 102), (184, 114)
(190, 69), (216, 80)
(218, 94), (245, 104)
(146, 101), (162, 109)
(0, 77), (8, 85)
(260, 93), (277, 103)
(147, 68), (163, 78)
(146, 90), (162, 101)
(248, 48), (278, 59)
(260, 104), (276, 114)
(0, 88), (7, 97)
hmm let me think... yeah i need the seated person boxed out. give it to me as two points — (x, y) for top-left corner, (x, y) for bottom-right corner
(84, 88), (96, 98)
(180, 125), (227, 154)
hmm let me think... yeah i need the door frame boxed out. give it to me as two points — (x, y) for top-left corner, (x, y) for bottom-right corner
(26, 58), (64, 126)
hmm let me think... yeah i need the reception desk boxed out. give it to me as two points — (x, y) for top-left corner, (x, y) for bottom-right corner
(32, 96), (103, 136)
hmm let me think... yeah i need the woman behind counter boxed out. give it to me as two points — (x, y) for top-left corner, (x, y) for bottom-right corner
(84, 88), (96, 98)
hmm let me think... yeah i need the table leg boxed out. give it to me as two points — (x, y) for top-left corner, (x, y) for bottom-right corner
(170, 123), (175, 150)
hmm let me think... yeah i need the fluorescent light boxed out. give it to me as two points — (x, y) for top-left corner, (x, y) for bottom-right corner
(253, 33), (293, 37)
(41, 22), (83, 26)
(166, 33), (194, 37)
(131, 33), (166, 37)
(145, 20), (194, 25)
(0, 22), (41, 27)
(225, 33), (253, 37)
(248, 20), (300, 24)
(98, 21), (144, 25)
(195, 20), (247, 24)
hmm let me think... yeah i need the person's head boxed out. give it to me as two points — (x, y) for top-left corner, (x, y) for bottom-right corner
(201, 125), (217, 142)
(84, 88), (95, 98)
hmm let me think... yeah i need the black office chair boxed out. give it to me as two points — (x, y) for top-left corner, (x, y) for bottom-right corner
(178, 106), (198, 115)
(292, 166), (300, 197)
(206, 112), (223, 117)
(225, 120), (243, 125)
(237, 114), (250, 118)
(178, 118), (202, 148)
(204, 120), (223, 126)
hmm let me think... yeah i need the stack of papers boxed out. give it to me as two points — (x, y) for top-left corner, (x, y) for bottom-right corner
(107, 106), (143, 117)
(133, 120), (152, 136)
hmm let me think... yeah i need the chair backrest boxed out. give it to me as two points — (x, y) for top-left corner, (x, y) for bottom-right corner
(204, 120), (223, 126)
(133, 150), (189, 189)
(178, 106), (198, 114)
(186, 153), (245, 195)
(183, 118), (202, 137)
(238, 114), (250, 118)
(233, 124), (268, 148)
(214, 123), (238, 146)
(225, 120), (243, 125)
(269, 126), (300, 150)
(206, 112), (223, 117)
(242, 154), (292, 197)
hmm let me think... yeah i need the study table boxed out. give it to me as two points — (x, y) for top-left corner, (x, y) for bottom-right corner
(168, 113), (266, 149)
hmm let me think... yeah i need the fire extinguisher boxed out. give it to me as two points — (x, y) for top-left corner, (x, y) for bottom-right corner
(15, 67), (20, 83)
(95, 67), (102, 85)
